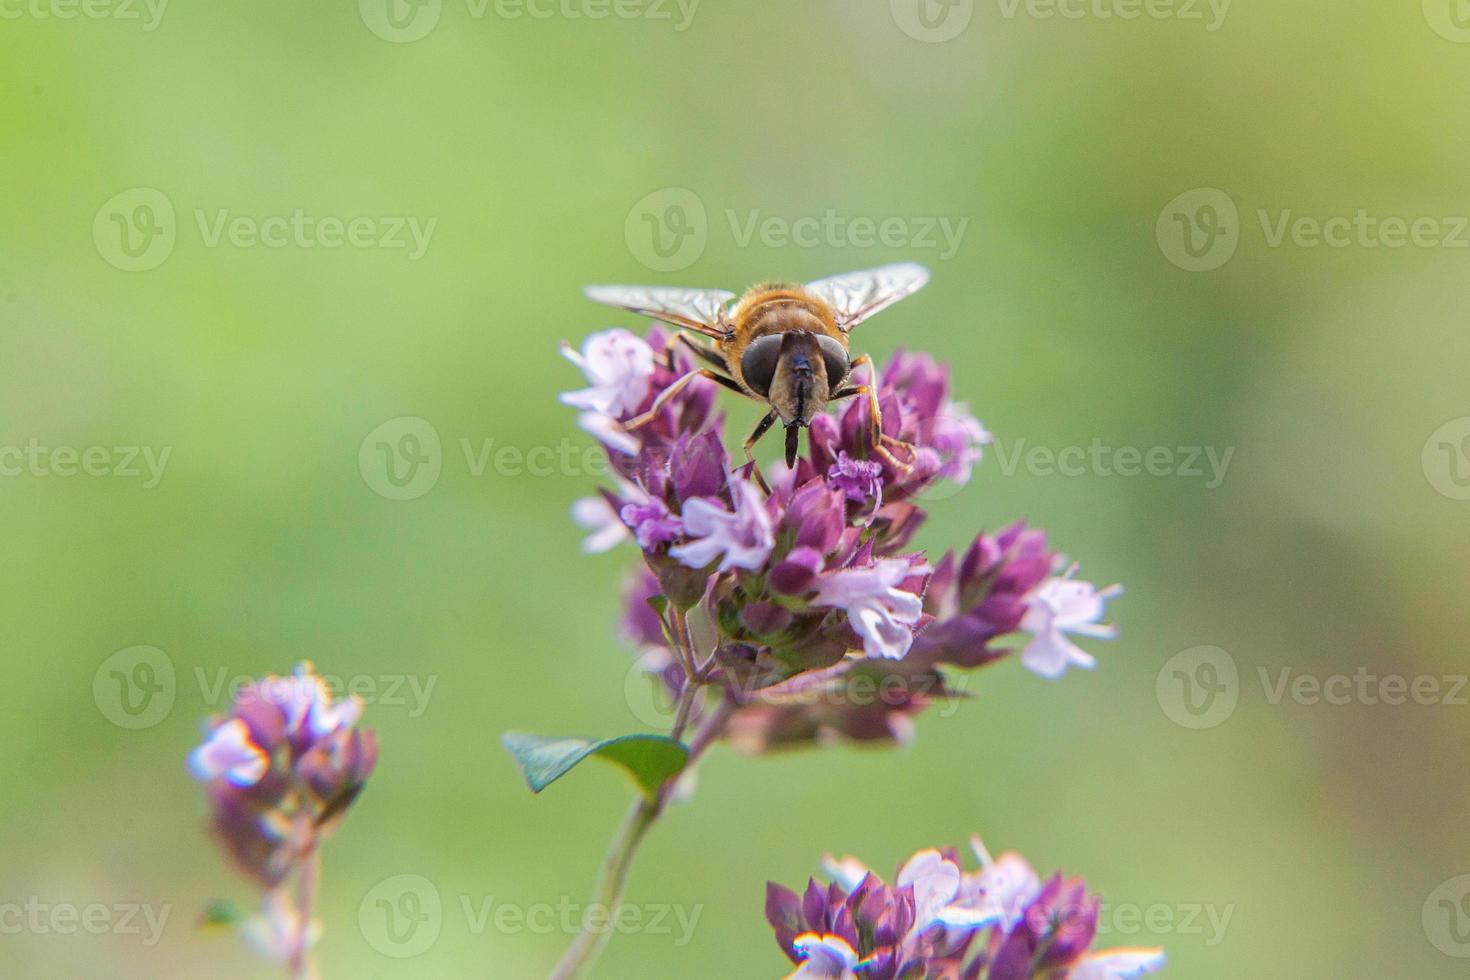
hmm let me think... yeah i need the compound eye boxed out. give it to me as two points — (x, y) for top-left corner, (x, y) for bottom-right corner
(816, 335), (850, 387)
(740, 335), (784, 397)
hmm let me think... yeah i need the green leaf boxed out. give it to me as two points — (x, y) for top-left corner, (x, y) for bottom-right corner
(197, 900), (241, 929)
(501, 732), (689, 801)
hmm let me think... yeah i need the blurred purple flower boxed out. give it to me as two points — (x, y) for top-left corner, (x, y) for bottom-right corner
(769, 836), (1165, 980)
(189, 662), (376, 971)
(571, 492), (630, 553)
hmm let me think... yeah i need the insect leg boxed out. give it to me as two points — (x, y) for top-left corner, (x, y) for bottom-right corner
(666, 332), (729, 372)
(834, 373), (911, 477)
(743, 411), (778, 493)
(624, 370), (713, 430)
(624, 367), (752, 432)
(703, 371), (748, 396)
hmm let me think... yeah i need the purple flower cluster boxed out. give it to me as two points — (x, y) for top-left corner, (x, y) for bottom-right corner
(766, 836), (1165, 979)
(188, 662), (377, 967)
(563, 326), (1121, 752)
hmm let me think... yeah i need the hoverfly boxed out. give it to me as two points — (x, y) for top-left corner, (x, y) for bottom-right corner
(584, 262), (930, 488)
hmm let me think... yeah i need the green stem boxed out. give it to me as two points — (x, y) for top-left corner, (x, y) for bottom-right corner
(548, 693), (735, 979)
(547, 794), (660, 980)
(289, 846), (320, 980)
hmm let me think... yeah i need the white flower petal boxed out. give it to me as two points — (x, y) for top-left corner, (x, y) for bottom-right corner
(1020, 568), (1118, 679)
(820, 855), (873, 892)
(897, 850), (962, 926)
(571, 496), (629, 553)
(787, 934), (859, 980)
(1070, 948), (1167, 979)
(188, 719), (269, 787)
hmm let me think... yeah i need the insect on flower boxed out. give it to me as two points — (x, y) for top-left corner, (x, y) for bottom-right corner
(585, 262), (931, 489)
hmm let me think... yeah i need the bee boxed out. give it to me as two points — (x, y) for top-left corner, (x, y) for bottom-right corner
(585, 262), (930, 488)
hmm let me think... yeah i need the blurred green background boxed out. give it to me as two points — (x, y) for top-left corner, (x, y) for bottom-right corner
(3, 1), (1469, 977)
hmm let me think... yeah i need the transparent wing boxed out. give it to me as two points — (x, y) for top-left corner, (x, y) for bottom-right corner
(804, 262), (931, 332)
(583, 284), (736, 338)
